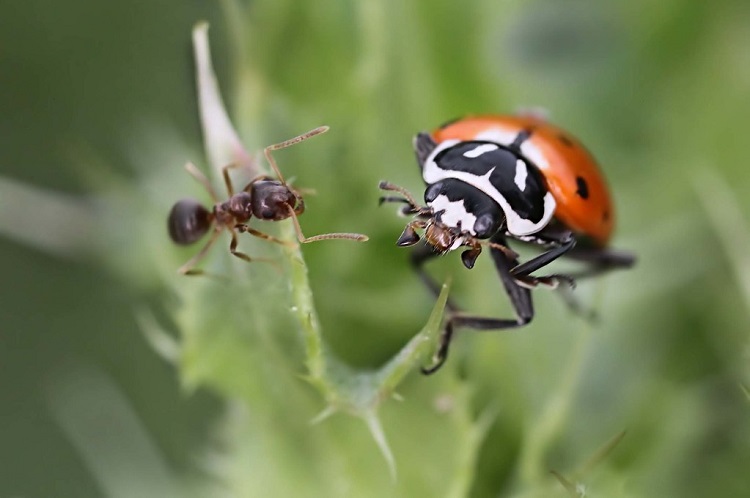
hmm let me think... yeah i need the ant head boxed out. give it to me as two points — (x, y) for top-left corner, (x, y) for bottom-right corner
(249, 180), (298, 221)
(168, 199), (212, 245)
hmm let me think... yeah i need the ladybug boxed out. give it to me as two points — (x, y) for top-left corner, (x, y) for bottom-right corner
(379, 114), (635, 374)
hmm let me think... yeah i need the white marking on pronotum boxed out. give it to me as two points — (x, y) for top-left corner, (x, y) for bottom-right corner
(423, 142), (557, 237)
(473, 127), (550, 172)
(519, 140), (549, 171)
(428, 194), (478, 235)
(463, 143), (498, 158)
(503, 192), (556, 237)
(514, 159), (528, 191)
(474, 127), (518, 147)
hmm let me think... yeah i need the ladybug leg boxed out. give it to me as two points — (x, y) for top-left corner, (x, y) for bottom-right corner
(410, 242), (460, 312)
(554, 283), (599, 322)
(509, 230), (577, 278)
(543, 247), (634, 322)
(422, 234), (534, 375)
(413, 132), (438, 170)
(563, 246), (636, 279)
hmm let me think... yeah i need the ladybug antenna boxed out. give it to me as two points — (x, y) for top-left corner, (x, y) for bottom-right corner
(263, 126), (330, 185)
(378, 181), (424, 210)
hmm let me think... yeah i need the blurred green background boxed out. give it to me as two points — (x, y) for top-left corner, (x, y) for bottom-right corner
(2, 0), (750, 496)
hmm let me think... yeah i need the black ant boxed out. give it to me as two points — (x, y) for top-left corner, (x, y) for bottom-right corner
(168, 126), (368, 275)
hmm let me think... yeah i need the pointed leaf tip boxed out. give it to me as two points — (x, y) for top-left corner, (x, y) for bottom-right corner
(551, 470), (579, 497)
(577, 429), (627, 477)
(374, 279), (450, 395)
(364, 411), (396, 481)
(192, 20), (254, 176)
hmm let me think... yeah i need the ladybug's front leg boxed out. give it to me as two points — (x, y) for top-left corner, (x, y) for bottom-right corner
(410, 242), (461, 312)
(563, 246), (636, 279)
(413, 132), (438, 170)
(509, 229), (577, 279)
(422, 234), (534, 375)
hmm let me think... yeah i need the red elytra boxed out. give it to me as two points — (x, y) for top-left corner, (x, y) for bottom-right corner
(432, 115), (614, 246)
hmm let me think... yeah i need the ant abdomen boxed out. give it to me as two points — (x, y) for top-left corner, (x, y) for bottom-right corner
(168, 199), (212, 245)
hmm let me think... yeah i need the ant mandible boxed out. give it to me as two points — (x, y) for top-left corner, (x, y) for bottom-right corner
(168, 126), (368, 275)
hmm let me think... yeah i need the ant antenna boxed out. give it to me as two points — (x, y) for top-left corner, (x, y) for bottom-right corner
(263, 126), (330, 184)
(477, 239), (519, 260)
(285, 205), (368, 243)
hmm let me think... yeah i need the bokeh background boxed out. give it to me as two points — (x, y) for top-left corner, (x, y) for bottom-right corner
(2, 0), (750, 496)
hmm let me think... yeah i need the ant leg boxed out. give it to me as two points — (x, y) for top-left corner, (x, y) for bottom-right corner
(477, 239), (519, 262)
(263, 126), (330, 183)
(422, 235), (533, 374)
(219, 162), (242, 196)
(236, 224), (295, 247)
(228, 229), (280, 269)
(177, 230), (222, 275)
(184, 162), (219, 203)
(285, 205), (368, 243)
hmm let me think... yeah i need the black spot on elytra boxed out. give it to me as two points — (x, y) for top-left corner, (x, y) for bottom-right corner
(558, 133), (574, 147)
(576, 176), (589, 199)
(603, 209), (610, 222)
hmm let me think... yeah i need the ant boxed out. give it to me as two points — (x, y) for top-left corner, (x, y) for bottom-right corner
(168, 126), (368, 275)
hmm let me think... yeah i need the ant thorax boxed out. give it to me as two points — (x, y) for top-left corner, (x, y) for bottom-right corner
(213, 191), (253, 228)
